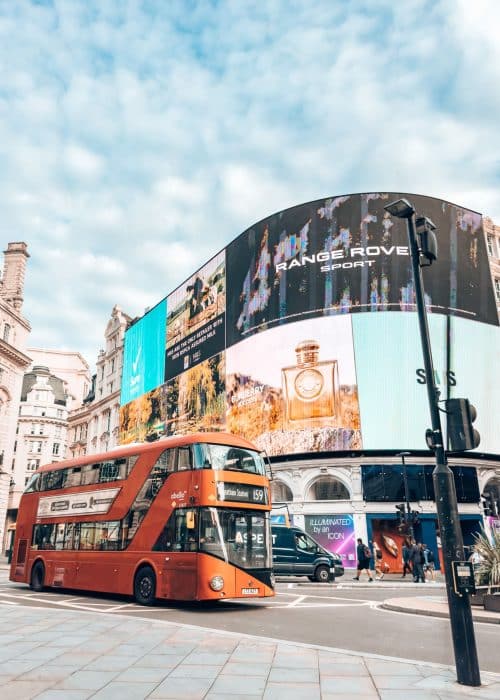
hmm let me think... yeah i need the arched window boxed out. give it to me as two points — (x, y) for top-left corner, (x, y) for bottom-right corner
(271, 480), (293, 502)
(3, 323), (11, 342)
(307, 477), (350, 501)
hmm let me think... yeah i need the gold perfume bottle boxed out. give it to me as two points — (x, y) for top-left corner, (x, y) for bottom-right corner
(281, 340), (340, 428)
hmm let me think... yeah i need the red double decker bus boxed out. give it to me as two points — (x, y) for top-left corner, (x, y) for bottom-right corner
(10, 432), (274, 604)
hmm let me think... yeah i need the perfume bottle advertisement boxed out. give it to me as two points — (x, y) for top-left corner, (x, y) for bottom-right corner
(165, 250), (226, 381)
(225, 193), (497, 349)
(226, 315), (361, 456)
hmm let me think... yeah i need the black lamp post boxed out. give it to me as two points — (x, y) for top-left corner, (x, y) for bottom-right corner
(385, 198), (481, 688)
(397, 451), (413, 539)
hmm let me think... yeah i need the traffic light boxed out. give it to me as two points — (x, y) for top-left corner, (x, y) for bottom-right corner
(445, 398), (480, 452)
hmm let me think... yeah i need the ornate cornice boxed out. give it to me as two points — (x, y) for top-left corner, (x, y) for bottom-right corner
(0, 338), (32, 368)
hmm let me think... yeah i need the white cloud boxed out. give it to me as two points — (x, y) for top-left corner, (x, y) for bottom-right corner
(0, 0), (499, 365)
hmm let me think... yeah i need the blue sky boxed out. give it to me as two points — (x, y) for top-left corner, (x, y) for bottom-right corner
(1, 0), (499, 366)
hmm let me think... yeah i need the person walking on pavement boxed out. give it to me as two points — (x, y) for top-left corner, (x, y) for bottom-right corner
(412, 542), (426, 583)
(401, 538), (412, 578)
(371, 540), (385, 580)
(353, 538), (373, 582)
(423, 544), (435, 581)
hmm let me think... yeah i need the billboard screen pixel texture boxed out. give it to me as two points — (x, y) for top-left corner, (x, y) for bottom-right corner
(119, 193), (499, 457)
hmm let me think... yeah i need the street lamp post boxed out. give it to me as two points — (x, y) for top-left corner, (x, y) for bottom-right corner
(385, 199), (481, 687)
(397, 451), (413, 539)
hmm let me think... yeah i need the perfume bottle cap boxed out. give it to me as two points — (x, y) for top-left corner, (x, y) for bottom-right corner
(295, 340), (320, 366)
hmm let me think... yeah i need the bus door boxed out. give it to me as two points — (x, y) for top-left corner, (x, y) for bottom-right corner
(160, 508), (198, 600)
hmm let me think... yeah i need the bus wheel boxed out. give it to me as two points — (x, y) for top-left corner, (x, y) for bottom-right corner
(134, 566), (156, 606)
(30, 561), (45, 592)
(315, 565), (330, 583)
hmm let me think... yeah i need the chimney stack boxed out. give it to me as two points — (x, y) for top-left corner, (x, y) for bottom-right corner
(1, 242), (30, 311)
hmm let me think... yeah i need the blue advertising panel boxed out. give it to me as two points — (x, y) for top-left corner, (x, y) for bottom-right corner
(448, 317), (500, 454)
(120, 299), (166, 405)
(352, 312), (447, 450)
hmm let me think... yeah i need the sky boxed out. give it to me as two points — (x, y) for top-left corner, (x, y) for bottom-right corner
(1, 0), (499, 369)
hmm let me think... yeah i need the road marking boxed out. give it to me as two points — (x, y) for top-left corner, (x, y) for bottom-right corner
(287, 595), (306, 607)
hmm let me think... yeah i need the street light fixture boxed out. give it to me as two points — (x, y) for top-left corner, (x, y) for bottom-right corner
(385, 198), (480, 687)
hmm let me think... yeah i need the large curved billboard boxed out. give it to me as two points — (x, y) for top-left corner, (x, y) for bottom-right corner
(119, 192), (499, 456)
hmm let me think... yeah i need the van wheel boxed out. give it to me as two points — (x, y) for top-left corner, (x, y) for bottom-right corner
(30, 561), (45, 592)
(315, 565), (330, 583)
(134, 566), (156, 606)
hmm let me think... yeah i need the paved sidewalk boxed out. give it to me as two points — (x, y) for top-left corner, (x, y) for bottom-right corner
(1, 603), (500, 699)
(383, 595), (500, 625)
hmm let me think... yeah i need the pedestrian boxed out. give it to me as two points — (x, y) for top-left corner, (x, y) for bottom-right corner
(371, 540), (385, 580)
(412, 542), (426, 583)
(401, 539), (412, 578)
(353, 538), (373, 582)
(423, 544), (435, 581)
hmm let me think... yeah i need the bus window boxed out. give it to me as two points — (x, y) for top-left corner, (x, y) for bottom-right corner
(79, 523), (95, 550)
(95, 522), (120, 550)
(81, 463), (101, 486)
(54, 524), (66, 550)
(99, 461), (119, 482)
(153, 508), (199, 552)
(66, 467), (82, 488)
(193, 443), (266, 476)
(33, 523), (56, 550)
(198, 508), (271, 569)
(42, 469), (68, 491)
(24, 473), (40, 493)
(63, 522), (76, 550)
(177, 447), (191, 470)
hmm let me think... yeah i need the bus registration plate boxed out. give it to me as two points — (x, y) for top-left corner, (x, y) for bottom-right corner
(242, 587), (259, 595)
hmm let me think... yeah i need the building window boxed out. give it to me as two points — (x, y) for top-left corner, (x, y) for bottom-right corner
(52, 443), (60, 456)
(271, 480), (293, 502)
(3, 323), (10, 342)
(487, 235), (494, 256)
(28, 459), (40, 471)
(495, 278), (500, 303)
(57, 409), (63, 418)
(307, 477), (350, 501)
(30, 441), (42, 454)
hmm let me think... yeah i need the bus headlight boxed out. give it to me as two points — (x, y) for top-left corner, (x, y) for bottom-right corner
(270, 572), (276, 587)
(209, 575), (224, 592)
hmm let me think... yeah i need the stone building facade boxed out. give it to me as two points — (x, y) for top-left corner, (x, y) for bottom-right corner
(68, 305), (131, 458)
(0, 243), (31, 553)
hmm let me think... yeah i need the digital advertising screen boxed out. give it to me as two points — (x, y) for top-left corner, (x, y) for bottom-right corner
(120, 299), (167, 405)
(119, 193), (499, 457)
(304, 514), (356, 564)
(165, 251), (226, 381)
